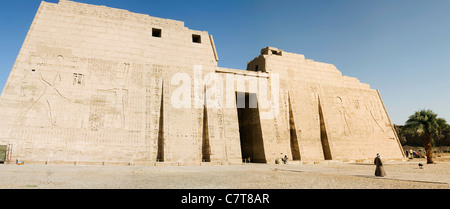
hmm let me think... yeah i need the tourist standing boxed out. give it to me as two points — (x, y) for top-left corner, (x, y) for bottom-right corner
(374, 153), (386, 177)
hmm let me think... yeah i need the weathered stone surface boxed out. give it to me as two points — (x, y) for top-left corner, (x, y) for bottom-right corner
(0, 0), (404, 165)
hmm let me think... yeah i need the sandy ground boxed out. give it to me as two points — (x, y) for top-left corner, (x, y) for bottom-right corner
(1, 158), (450, 189)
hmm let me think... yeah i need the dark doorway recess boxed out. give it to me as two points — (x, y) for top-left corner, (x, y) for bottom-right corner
(236, 92), (266, 163)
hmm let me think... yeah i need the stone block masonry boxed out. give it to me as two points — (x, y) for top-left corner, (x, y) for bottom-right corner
(0, 0), (404, 165)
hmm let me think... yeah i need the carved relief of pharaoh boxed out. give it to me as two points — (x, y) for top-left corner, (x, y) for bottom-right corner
(336, 96), (352, 136)
(17, 55), (77, 127)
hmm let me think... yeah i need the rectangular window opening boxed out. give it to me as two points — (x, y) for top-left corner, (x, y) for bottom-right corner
(192, 34), (201, 43)
(272, 50), (281, 55)
(152, 28), (162, 38)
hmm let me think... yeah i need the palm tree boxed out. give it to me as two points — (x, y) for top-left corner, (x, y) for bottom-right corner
(404, 110), (448, 164)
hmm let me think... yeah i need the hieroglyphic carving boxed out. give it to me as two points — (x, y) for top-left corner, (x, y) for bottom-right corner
(55, 0), (184, 31)
(129, 63), (144, 87)
(209, 125), (215, 139)
(87, 58), (117, 81)
(73, 73), (83, 85)
(144, 64), (165, 154)
(88, 94), (106, 131)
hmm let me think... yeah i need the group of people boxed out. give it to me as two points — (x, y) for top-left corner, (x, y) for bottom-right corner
(275, 154), (289, 164)
(405, 149), (425, 159)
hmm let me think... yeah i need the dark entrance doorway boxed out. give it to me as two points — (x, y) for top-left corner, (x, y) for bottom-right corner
(236, 92), (266, 163)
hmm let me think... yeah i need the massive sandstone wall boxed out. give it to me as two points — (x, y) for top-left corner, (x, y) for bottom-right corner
(0, 0), (221, 164)
(246, 47), (404, 161)
(0, 0), (404, 165)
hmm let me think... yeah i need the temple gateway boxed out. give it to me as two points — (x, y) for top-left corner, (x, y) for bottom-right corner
(0, 0), (404, 165)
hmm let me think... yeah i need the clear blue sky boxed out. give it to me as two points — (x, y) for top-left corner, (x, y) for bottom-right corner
(1, 0), (449, 125)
